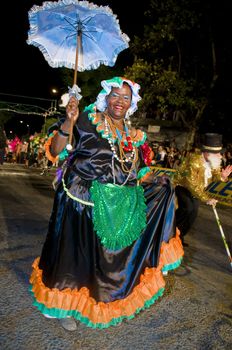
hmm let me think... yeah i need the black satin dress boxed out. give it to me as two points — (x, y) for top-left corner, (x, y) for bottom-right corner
(38, 112), (176, 303)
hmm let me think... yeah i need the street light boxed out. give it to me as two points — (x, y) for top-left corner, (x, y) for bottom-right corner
(20, 120), (23, 124)
(51, 88), (58, 110)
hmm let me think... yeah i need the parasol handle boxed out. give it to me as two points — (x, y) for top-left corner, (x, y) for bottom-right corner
(73, 33), (81, 86)
(67, 117), (74, 147)
(67, 33), (82, 150)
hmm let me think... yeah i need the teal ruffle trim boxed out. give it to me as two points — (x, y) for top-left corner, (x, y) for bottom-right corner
(162, 257), (183, 272)
(85, 105), (147, 147)
(84, 103), (95, 113)
(90, 181), (147, 250)
(88, 111), (112, 140)
(134, 132), (147, 147)
(137, 166), (152, 180)
(59, 148), (69, 161)
(29, 286), (165, 329)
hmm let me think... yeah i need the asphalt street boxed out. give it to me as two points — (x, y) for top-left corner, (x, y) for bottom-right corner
(0, 163), (231, 350)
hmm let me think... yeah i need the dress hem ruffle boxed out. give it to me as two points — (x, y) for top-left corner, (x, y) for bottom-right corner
(29, 230), (184, 329)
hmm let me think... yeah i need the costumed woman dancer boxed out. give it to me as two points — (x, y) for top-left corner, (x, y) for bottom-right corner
(29, 77), (184, 331)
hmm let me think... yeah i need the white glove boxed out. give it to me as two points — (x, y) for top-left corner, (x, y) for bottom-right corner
(206, 198), (218, 207)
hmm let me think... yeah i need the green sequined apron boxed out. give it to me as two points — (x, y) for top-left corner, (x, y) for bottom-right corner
(90, 181), (147, 250)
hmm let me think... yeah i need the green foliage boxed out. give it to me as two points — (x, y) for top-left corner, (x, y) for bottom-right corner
(125, 59), (196, 116)
(125, 0), (216, 130)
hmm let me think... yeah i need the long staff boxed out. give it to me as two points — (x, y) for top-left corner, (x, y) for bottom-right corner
(212, 206), (232, 269)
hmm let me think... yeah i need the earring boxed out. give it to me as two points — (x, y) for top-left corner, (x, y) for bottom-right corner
(124, 110), (132, 128)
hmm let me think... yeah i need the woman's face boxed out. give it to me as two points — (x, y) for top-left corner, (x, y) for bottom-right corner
(106, 83), (132, 120)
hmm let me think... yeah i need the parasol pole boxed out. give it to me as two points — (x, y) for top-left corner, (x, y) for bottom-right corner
(73, 32), (81, 86)
(212, 206), (232, 270)
(67, 28), (82, 149)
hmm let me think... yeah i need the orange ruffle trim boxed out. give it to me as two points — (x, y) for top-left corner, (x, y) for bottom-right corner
(30, 230), (184, 324)
(160, 228), (184, 266)
(140, 171), (153, 182)
(44, 130), (59, 164)
(89, 112), (146, 145)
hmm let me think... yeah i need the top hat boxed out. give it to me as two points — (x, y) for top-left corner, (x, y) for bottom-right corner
(201, 133), (224, 153)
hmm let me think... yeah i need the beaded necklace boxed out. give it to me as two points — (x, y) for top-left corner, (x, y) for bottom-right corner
(103, 114), (138, 185)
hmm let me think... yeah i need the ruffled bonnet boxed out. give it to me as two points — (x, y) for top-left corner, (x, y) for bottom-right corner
(95, 76), (141, 117)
